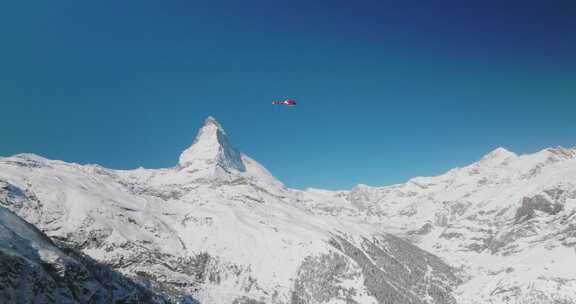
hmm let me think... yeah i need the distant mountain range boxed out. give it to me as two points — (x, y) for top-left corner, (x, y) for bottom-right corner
(1, 116), (575, 304)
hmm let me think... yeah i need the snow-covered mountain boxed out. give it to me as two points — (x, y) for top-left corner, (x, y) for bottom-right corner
(0, 204), (169, 303)
(1, 116), (574, 304)
(304, 147), (576, 303)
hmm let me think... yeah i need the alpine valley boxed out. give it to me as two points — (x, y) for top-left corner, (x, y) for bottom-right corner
(1, 117), (575, 304)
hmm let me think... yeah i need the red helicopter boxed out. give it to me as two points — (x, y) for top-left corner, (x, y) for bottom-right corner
(272, 99), (297, 106)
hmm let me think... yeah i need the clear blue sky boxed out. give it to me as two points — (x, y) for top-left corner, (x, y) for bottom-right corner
(1, 1), (575, 189)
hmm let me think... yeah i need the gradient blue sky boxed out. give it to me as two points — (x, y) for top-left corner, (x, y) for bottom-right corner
(1, 1), (575, 189)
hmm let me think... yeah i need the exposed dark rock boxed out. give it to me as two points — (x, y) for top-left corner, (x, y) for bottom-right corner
(408, 223), (433, 236)
(232, 296), (266, 304)
(0, 207), (173, 304)
(515, 195), (563, 224)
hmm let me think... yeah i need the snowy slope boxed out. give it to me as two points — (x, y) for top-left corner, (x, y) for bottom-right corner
(0, 204), (170, 303)
(1, 116), (574, 303)
(302, 146), (576, 303)
(0, 117), (459, 304)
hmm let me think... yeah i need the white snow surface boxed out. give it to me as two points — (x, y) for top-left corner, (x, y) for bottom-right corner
(1, 116), (575, 303)
(0, 118), (383, 303)
(305, 146), (576, 303)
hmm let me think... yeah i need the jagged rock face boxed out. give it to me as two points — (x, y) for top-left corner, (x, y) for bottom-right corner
(1, 117), (575, 303)
(515, 194), (563, 223)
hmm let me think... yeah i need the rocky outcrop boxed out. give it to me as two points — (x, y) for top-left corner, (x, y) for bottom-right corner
(515, 194), (563, 223)
(0, 206), (171, 304)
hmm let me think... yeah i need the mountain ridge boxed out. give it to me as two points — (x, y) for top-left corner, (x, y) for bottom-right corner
(1, 116), (575, 304)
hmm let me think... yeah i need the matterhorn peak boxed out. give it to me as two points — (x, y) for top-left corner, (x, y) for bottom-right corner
(203, 115), (223, 129)
(178, 116), (246, 173)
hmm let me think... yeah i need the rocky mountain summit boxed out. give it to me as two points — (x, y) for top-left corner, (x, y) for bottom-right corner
(1, 116), (574, 304)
